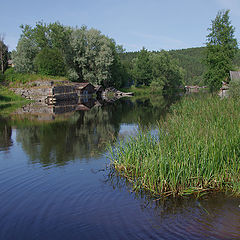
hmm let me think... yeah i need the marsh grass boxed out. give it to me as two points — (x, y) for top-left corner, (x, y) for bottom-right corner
(109, 94), (240, 197)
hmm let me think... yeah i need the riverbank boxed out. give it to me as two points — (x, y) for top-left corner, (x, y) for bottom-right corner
(0, 86), (30, 115)
(121, 85), (162, 96)
(0, 86), (29, 105)
(109, 94), (240, 198)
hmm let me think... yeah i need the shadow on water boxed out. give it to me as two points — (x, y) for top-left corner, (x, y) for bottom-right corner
(103, 166), (240, 239)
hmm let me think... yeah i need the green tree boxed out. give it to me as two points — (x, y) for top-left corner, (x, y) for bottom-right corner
(204, 9), (238, 91)
(13, 21), (72, 74)
(150, 51), (183, 92)
(12, 37), (38, 73)
(12, 21), (126, 87)
(132, 47), (152, 86)
(0, 35), (8, 74)
(34, 48), (66, 76)
(69, 26), (114, 85)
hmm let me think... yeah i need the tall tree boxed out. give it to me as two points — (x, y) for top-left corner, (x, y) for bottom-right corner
(204, 9), (238, 91)
(132, 47), (152, 86)
(150, 51), (183, 92)
(69, 26), (115, 85)
(0, 35), (8, 74)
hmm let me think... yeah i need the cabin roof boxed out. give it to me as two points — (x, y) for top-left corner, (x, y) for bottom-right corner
(75, 82), (94, 90)
(94, 85), (104, 91)
(230, 71), (240, 81)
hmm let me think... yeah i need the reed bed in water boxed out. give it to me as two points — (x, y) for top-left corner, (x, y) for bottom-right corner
(109, 95), (240, 197)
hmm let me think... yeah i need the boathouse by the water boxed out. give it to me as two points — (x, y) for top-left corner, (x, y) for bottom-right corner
(75, 83), (95, 97)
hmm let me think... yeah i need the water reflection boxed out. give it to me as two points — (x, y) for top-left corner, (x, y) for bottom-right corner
(1, 94), (240, 240)
(15, 106), (120, 166)
(0, 116), (13, 151)
(0, 96), (174, 166)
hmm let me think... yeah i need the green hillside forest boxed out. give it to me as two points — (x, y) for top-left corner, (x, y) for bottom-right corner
(120, 47), (240, 86)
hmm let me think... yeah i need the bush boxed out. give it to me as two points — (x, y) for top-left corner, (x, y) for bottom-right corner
(34, 48), (66, 76)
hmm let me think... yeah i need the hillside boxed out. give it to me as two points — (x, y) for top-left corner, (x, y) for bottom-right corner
(120, 47), (240, 86)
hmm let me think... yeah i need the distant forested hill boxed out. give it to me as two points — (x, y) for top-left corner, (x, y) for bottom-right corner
(168, 47), (205, 85)
(120, 47), (240, 86)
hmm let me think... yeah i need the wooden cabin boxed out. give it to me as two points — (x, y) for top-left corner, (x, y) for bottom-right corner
(75, 83), (95, 97)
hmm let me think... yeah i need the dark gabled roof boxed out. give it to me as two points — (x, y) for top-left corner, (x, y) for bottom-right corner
(75, 82), (94, 90)
(230, 71), (240, 81)
(94, 85), (104, 92)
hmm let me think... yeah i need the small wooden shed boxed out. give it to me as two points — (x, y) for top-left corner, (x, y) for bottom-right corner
(230, 71), (240, 81)
(75, 83), (95, 97)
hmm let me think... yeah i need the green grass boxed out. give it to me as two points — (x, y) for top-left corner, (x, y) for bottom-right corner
(0, 86), (30, 115)
(3, 68), (67, 87)
(109, 94), (240, 198)
(121, 85), (162, 96)
(0, 86), (27, 104)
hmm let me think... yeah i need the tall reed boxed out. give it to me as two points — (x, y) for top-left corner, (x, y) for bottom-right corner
(109, 94), (240, 197)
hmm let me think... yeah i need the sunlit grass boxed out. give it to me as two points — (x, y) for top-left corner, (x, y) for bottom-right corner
(0, 86), (30, 115)
(109, 94), (240, 197)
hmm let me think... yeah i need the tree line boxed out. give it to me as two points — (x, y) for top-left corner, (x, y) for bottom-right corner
(1, 9), (239, 92)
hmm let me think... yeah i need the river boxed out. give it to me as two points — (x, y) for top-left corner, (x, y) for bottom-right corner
(0, 96), (239, 240)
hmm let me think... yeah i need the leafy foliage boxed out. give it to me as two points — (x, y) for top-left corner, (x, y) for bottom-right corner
(132, 47), (152, 86)
(0, 36), (9, 74)
(130, 49), (183, 91)
(12, 21), (126, 88)
(204, 10), (238, 91)
(34, 48), (66, 76)
(12, 37), (38, 73)
(150, 51), (184, 92)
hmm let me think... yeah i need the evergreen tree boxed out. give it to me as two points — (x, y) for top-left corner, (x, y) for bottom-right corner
(204, 10), (238, 91)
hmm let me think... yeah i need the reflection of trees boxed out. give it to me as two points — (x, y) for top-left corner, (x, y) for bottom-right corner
(116, 95), (177, 127)
(14, 96), (176, 166)
(16, 105), (121, 166)
(0, 116), (12, 150)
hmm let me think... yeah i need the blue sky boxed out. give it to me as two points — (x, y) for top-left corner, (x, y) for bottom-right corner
(1, 0), (240, 51)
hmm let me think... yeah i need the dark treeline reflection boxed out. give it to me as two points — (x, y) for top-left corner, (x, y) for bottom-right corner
(15, 106), (120, 166)
(5, 96), (175, 166)
(0, 116), (13, 151)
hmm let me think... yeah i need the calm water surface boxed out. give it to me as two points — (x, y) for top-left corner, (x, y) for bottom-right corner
(0, 97), (240, 240)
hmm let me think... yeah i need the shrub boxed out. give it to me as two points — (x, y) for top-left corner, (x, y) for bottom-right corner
(34, 48), (66, 76)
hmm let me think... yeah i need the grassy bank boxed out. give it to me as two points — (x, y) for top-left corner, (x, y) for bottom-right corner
(3, 68), (67, 87)
(0, 86), (30, 115)
(109, 94), (240, 198)
(121, 85), (162, 96)
(0, 86), (28, 104)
